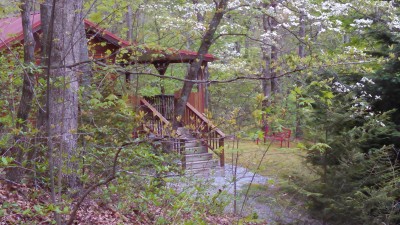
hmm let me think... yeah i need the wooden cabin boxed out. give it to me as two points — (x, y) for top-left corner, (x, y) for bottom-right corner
(0, 13), (225, 174)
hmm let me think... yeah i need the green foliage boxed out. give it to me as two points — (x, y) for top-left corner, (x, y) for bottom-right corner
(295, 72), (400, 225)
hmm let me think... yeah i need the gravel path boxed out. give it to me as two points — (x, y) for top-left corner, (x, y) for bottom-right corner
(177, 164), (322, 224)
(212, 164), (271, 193)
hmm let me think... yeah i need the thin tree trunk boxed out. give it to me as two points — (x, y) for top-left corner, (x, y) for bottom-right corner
(343, 33), (350, 44)
(192, 0), (204, 23)
(125, 6), (134, 84)
(270, 37), (278, 94)
(298, 10), (306, 58)
(261, 1), (280, 108)
(174, 0), (228, 127)
(36, 0), (52, 131)
(261, 11), (272, 109)
(17, 0), (36, 127)
(78, 24), (91, 89)
(295, 9), (306, 138)
(126, 5), (133, 42)
(263, 3), (279, 97)
(261, 52), (272, 108)
(40, 1), (60, 223)
(6, 0), (36, 183)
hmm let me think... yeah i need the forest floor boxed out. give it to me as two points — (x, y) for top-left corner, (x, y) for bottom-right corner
(1, 139), (320, 224)
(1, 177), (253, 225)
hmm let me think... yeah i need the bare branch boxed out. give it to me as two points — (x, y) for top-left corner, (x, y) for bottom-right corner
(94, 59), (377, 85)
(212, 33), (271, 46)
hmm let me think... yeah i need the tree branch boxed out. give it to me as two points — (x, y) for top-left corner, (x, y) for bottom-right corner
(94, 59), (377, 85)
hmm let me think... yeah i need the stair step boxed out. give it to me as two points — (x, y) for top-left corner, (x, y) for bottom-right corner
(176, 127), (195, 138)
(184, 159), (218, 170)
(184, 139), (202, 148)
(184, 153), (213, 162)
(184, 166), (225, 177)
(183, 146), (208, 154)
(185, 168), (212, 176)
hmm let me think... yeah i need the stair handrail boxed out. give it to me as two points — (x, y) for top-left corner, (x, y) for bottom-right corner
(140, 98), (170, 125)
(138, 98), (172, 137)
(185, 103), (225, 138)
(184, 102), (225, 167)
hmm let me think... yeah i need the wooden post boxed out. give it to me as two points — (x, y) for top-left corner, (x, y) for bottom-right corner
(196, 62), (207, 113)
(180, 138), (186, 169)
(219, 137), (224, 167)
(203, 62), (210, 110)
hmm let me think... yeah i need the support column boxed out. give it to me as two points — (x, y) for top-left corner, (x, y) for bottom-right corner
(204, 63), (210, 110)
(196, 62), (207, 113)
(153, 62), (169, 94)
(154, 62), (170, 116)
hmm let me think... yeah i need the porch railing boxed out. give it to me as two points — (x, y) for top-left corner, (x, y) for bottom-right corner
(144, 95), (174, 121)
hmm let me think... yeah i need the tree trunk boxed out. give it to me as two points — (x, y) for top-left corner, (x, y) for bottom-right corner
(261, 3), (279, 107)
(192, 0), (208, 109)
(6, 0), (36, 183)
(261, 11), (272, 109)
(295, 9), (307, 138)
(173, 0), (228, 128)
(78, 18), (91, 89)
(269, 17), (279, 94)
(192, 0), (205, 23)
(298, 10), (306, 58)
(42, 0), (88, 189)
(261, 50), (272, 108)
(126, 5), (133, 42)
(36, 0), (52, 131)
(343, 33), (350, 44)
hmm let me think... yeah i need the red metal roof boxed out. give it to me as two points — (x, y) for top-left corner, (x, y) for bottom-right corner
(0, 13), (41, 50)
(0, 13), (216, 63)
(83, 19), (131, 48)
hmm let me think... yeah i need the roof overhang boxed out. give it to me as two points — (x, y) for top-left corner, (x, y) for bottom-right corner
(0, 13), (217, 64)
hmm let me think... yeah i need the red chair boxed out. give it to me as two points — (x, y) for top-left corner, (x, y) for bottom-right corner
(271, 128), (291, 148)
(256, 126), (291, 148)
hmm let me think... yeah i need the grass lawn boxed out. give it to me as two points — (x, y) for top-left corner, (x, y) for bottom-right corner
(224, 138), (317, 183)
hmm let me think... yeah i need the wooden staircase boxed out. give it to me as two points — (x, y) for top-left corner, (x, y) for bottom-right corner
(177, 127), (221, 175)
(136, 96), (225, 175)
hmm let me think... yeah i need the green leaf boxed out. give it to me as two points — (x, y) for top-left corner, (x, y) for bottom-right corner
(89, 12), (102, 23)
(34, 204), (44, 215)
(322, 91), (334, 99)
(105, 94), (118, 101)
(62, 206), (70, 214)
(1, 157), (13, 166)
(22, 208), (31, 215)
